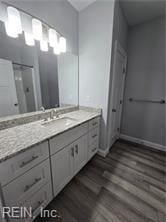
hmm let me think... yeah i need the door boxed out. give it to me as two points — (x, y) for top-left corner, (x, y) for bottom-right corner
(51, 145), (73, 197)
(73, 134), (88, 175)
(0, 58), (19, 117)
(22, 68), (36, 112)
(14, 69), (28, 114)
(108, 41), (127, 148)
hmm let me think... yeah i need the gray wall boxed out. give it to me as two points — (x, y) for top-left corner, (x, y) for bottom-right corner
(112, 0), (128, 51)
(121, 16), (165, 147)
(106, 0), (128, 148)
(79, 0), (115, 151)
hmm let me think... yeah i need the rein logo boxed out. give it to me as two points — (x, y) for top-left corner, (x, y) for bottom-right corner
(1, 206), (61, 219)
(2, 207), (32, 218)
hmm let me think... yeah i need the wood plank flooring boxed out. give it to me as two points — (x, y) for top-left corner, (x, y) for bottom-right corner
(35, 140), (166, 222)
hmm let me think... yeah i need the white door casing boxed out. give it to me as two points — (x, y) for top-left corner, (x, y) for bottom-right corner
(107, 41), (127, 148)
(0, 58), (19, 117)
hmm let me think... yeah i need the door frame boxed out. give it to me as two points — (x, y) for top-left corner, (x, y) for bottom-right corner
(31, 67), (38, 111)
(107, 40), (127, 149)
(0, 58), (19, 116)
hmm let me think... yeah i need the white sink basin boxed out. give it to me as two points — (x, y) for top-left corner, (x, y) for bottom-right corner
(41, 116), (77, 127)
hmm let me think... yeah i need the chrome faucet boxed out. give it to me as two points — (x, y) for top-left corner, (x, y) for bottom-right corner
(40, 106), (47, 121)
(50, 109), (55, 120)
(40, 106), (45, 112)
(54, 109), (60, 118)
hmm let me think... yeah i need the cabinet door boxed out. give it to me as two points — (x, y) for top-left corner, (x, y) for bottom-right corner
(51, 145), (73, 197)
(73, 134), (88, 175)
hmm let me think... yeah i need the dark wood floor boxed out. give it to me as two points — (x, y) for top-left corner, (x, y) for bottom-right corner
(36, 140), (166, 222)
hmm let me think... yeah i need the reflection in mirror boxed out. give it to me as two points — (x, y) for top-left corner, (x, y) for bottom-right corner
(58, 54), (78, 107)
(0, 21), (78, 118)
(13, 63), (37, 114)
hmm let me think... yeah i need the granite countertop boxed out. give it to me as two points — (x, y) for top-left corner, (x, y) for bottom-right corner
(0, 109), (101, 163)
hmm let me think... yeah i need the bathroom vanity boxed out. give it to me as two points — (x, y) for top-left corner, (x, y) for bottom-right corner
(0, 108), (101, 221)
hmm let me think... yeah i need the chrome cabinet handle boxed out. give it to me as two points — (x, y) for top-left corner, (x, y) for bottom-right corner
(32, 200), (44, 213)
(75, 144), (78, 154)
(24, 177), (41, 192)
(92, 122), (97, 126)
(20, 155), (38, 168)
(71, 147), (75, 157)
(92, 134), (97, 138)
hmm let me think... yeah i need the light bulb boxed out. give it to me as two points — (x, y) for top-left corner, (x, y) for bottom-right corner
(5, 21), (18, 38)
(53, 43), (60, 55)
(59, 37), (66, 53)
(40, 39), (48, 51)
(24, 32), (35, 46)
(32, 18), (42, 41)
(5, 6), (22, 38)
(48, 29), (58, 48)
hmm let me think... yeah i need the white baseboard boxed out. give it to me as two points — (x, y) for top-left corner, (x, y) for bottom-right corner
(97, 148), (109, 157)
(120, 134), (166, 152)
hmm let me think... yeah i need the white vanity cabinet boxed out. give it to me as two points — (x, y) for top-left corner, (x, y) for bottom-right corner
(50, 117), (100, 198)
(0, 141), (49, 187)
(72, 134), (88, 175)
(2, 159), (51, 207)
(0, 141), (52, 222)
(0, 115), (100, 221)
(51, 134), (88, 196)
(88, 117), (100, 160)
(51, 144), (73, 197)
(50, 123), (89, 197)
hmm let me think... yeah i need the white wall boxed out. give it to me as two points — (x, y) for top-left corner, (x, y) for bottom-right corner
(121, 16), (165, 147)
(79, 0), (115, 150)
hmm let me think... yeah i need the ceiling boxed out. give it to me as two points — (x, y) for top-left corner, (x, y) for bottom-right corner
(120, 0), (166, 26)
(68, 0), (165, 26)
(68, 0), (96, 11)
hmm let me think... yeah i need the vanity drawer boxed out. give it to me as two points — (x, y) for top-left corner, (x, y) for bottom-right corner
(0, 141), (49, 187)
(8, 182), (52, 222)
(88, 127), (99, 145)
(26, 182), (52, 221)
(2, 159), (51, 207)
(50, 122), (88, 155)
(88, 140), (98, 161)
(89, 117), (100, 130)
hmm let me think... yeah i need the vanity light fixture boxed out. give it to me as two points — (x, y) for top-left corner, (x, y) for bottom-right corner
(59, 37), (66, 53)
(5, 6), (22, 38)
(24, 32), (35, 46)
(2, 3), (67, 54)
(32, 18), (42, 41)
(40, 39), (48, 52)
(48, 28), (58, 48)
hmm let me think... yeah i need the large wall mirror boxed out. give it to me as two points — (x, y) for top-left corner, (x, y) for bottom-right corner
(0, 18), (78, 118)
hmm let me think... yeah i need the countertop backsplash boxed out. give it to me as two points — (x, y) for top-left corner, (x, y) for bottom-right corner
(0, 106), (79, 131)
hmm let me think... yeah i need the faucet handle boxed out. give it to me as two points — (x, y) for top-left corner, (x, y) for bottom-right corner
(55, 109), (60, 118)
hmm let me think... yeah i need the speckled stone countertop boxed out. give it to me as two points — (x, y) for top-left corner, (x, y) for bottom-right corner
(0, 108), (101, 163)
(0, 105), (78, 131)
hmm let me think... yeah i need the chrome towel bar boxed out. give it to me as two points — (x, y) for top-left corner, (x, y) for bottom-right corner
(128, 98), (165, 104)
